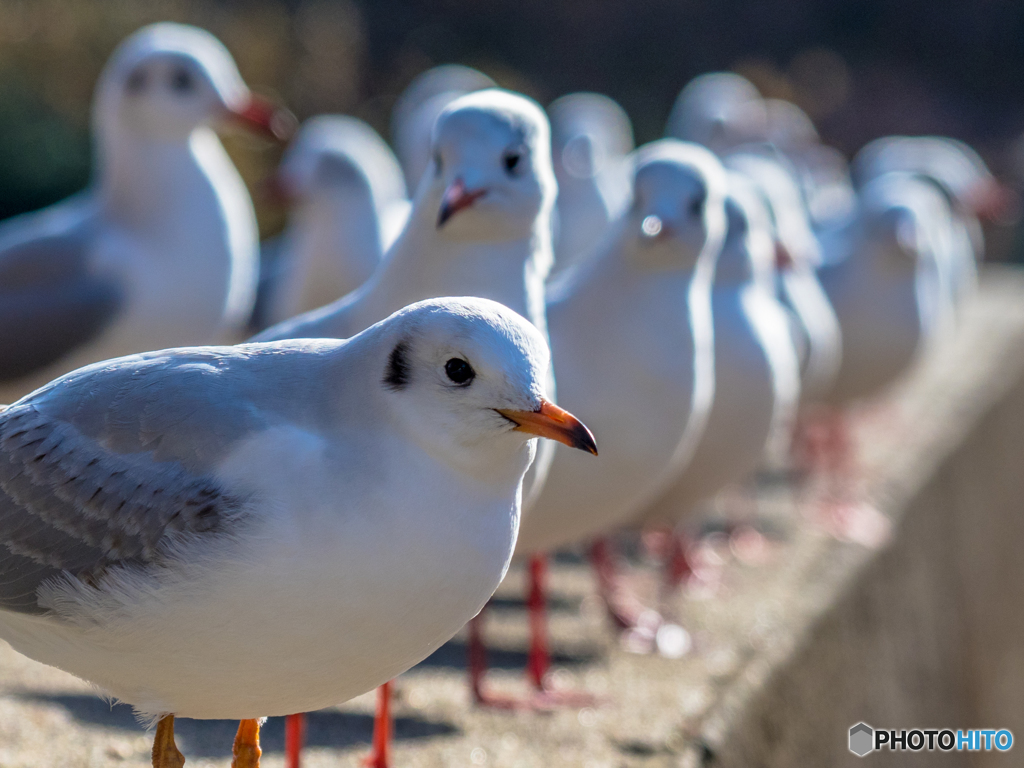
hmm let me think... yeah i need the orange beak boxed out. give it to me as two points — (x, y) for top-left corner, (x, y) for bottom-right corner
(437, 178), (487, 227)
(497, 400), (598, 455)
(226, 94), (297, 142)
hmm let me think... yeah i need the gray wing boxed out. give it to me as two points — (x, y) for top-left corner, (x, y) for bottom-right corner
(0, 208), (123, 383)
(0, 348), (279, 614)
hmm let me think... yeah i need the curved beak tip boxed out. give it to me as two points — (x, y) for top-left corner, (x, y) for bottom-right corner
(437, 180), (487, 228)
(497, 401), (598, 456)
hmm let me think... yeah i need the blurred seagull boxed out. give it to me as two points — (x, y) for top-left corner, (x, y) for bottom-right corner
(485, 140), (726, 694)
(725, 149), (842, 404)
(633, 172), (801, 645)
(852, 136), (1018, 311)
(258, 116), (410, 329)
(665, 72), (767, 156)
(763, 99), (857, 228)
(819, 172), (950, 406)
(0, 23), (290, 404)
(548, 93), (634, 278)
(391, 65), (496, 192)
(810, 172), (950, 544)
(0, 296), (595, 768)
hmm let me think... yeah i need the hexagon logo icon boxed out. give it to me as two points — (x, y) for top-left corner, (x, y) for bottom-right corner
(849, 723), (874, 757)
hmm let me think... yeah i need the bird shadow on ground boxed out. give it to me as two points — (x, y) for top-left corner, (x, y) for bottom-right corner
(413, 638), (599, 671)
(11, 693), (457, 758)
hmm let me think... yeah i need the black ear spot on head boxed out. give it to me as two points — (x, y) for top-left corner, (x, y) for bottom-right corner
(384, 341), (411, 390)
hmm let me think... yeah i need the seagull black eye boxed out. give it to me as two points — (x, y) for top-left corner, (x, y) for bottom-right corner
(444, 358), (475, 386)
(503, 151), (522, 176)
(170, 68), (194, 93)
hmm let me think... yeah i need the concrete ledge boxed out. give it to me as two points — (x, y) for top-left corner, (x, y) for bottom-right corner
(701, 265), (1024, 767)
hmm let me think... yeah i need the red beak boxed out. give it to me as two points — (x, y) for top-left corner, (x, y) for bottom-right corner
(969, 180), (1021, 226)
(775, 242), (795, 271)
(437, 178), (487, 228)
(226, 95), (297, 142)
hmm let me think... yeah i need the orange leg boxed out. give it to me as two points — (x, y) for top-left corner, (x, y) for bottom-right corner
(152, 715), (185, 768)
(231, 719), (262, 768)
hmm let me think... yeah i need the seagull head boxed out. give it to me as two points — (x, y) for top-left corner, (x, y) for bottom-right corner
(858, 173), (941, 266)
(271, 116), (404, 212)
(626, 139), (727, 269)
(373, 297), (595, 479)
(666, 72), (767, 154)
(96, 23), (294, 143)
(424, 90), (557, 242)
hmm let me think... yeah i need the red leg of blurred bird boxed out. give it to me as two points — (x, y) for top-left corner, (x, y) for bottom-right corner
(817, 410), (891, 548)
(468, 603), (496, 706)
(231, 719), (262, 768)
(467, 602), (527, 708)
(590, 538), (660, 632)
(364, 681), (392, 768)
(284, 713), (304, 768)
(525, 554), (549, 690)
(664, 533), (693, 591)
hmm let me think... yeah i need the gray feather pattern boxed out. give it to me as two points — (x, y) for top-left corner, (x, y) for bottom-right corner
(0, 402), (243, 614)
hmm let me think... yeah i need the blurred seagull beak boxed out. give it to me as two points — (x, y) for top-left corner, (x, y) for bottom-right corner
(438, 178), (487, 228)
(774, 242), (795, 271)
(497, 400), (598, 455)
(226, 94), (297, 142)
(970, 180), (1022, 226)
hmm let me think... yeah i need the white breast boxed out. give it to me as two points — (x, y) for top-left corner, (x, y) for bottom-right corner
(0, 425), (519, 720)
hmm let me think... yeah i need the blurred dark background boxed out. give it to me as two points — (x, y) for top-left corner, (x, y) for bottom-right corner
(2, 0), (1024, 241)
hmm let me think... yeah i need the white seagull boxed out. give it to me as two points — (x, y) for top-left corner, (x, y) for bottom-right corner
(391, 65), (496, 192)
(763, 99), (856, 228)
(0, 296), (596, 768)
(725, 149), (842, 404)
(851, 135), (1017, 312)
(818, 172), (950, 405)
(665, 72), (767, 155)
(468, 141), (726, 696)
(633, 173), (801, 629)
(548, 92), (635, 278)
(0, 23), (289, 405)
(260, 115), (410, 328)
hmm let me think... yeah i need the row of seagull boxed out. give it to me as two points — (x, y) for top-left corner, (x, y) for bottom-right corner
(0, 22), (1011, 768)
